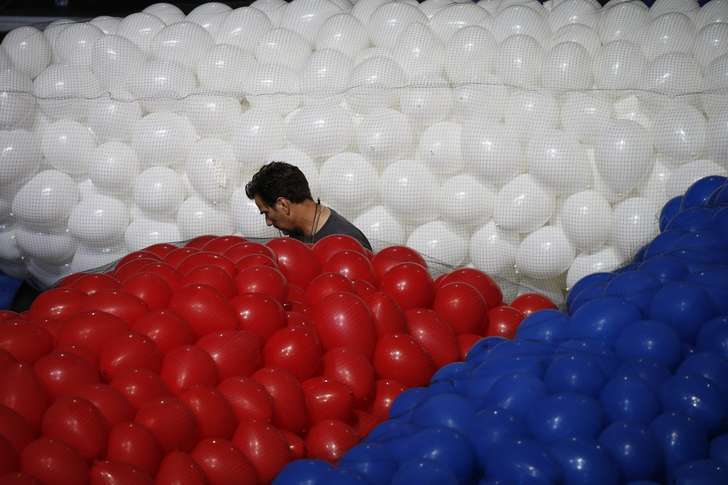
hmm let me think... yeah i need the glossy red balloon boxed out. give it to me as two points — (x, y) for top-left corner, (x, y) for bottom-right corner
(312, 292), (376, 358)
(202, 236), (247, 254)
(56, 273), (86, 288)
(486, 305), (525, 339)
(155, 451), (206, 485)
(351, 279), (377, 299)
(178, 386), (236, 440)
(177, 252), (236, 279)
(34, 351), (99, 399)
(364, 291), (407, 338)
(232, 420), (291, 484)
(143, 243), (177, 259)
(286, 284), (305, 304)
(185, 236), (216, 249)
(305, 420), (358, 463)
(20, 438), (88, 485)
(28, 288), (86, 321)
(373, 334), (435, 387)
(180, 266), (236, 299)
(75, 384), (134, 428)
(433, 282), (487, 335)
(322, 251), (376, 285)
(304, 273), (354, 307)
(371, 246), (427, 281)
(0, 348), (16, 369)
(379, 263), (435, 312)
(265, 238), (321, 288)
(69, 274), (121, 296)
(190, 439), (257, 485)
(234, 265), (288, 302)
(263, 327), (322, 381)
(114, 259), (158, 283)
(457, 334), (482, 360)
(89, 461), (152, 485)
(217, 377), (273, 423)
(130, 310), (195, 354)
(252, 368), (308, 434)
(163, 248), (199, 269)
(438, 268), (503, 309)
(312, 234), (367, 264)
(196, 331), (262, 380)
(234, 254), (278, 272)
(302, 377), (354, 424)
(510, 293), (557, 316)
(82, 290), (149, 324)
(58, 311), (128, 357)
(130, 263), (180, 290)
(111, 369), (170, 411)
(41, 396), (108, 460)
(106, 422), (162, 476)
(322, 347), (375, 408)
(370, 379), (407, 420)
(121, 273), (172, 311)
(230, 293), (286, 341)
(286, 311), (315, 333)
(0, 405), (35, 454)
(117, 251), (161, 269)
(283, 431), (305, 460)
(99, 333), (163, 382)
(0, 321), (53, 364)
(160, 346), (219, 395)
(224, 242), (276, 263)
(0, 472), (40, 485)
(135, 397), (198, 453)
(0, 363), (48, 431)
(168, 285), (238, 338)
(53, 344), (97, 368)
(353, 410), (379, 438)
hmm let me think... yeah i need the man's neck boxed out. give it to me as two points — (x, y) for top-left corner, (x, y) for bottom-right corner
(294, 199), (330, 237)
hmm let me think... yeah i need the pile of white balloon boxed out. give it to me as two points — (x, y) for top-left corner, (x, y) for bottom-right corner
(1, 0), (727, 301)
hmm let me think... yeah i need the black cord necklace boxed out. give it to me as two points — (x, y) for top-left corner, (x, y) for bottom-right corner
(309, 198), (321, 244)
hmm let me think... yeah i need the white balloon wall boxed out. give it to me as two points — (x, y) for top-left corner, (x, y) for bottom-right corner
(1, 0), (728, 294)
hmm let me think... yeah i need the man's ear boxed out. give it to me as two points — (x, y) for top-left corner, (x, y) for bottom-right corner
(276, 197), (291, 215)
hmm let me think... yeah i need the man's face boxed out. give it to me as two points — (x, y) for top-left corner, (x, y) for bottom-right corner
(254, 195), (300, 235)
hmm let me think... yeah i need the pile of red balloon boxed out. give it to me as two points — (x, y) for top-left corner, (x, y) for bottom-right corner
(0, 234), (555, 484)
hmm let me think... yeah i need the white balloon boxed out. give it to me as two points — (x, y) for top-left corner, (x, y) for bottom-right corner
(86, 92), (142, 144)
(445, 25), (498, 84)
(0, 70), (35, 130)
(216, 7), (272, 50)
(399, 77), (454, 132)
(68, 194), (129, 247)
(560, 92), (613, 145)
(640, 159), (673, 207)
(594, 120), (654, 195)
(493, 5), (551, 44)
(665, 159), (728, 197)
(32, 64), (102, 122)
(612, 94), (654, 130)
(185, 138), (239, 205)
(437, 174), (495, 226)
(380, 159), (439, 224)
(251, 0), (287, 25)
(496, 34), (543, 88)
(41, 119), (96, 176)
(280, 0), (342, 43)
(494, 174), (555, 233)
(353, 46), (394, 65)
(127, 59), (197, 113)
(352, 0), (389, 24)
(516, 225), (575, 280)
(286, 104), (354, 160)
(176, 196), (234, 239)
(230, 187), (280, 238)
(527, 128), (592, 195)
(461, 119), (525, 186)
(417, 121), (463, 177)
(391, 22), (446, 79)
(196, 44), (256, 94)
(469, 221), (520, 277)
(12, 170), (79, 228)
(643, 13), (696, 60)
(181, 95), (241, 140)
(703, 53), (728, 118)
(548, 0), (598, 30)
(356, 109), (414, 165)
(91, 35), (146, 91)
(117, 12), (166, 51)
(649, 0), (699, 18)
(407, 220), (468, 267)
(706, 109), (728, 167)
(316, 14), (370, 57)
(593, 40), (646, 90)
(598, 1), (649, 44)
(1, 26), (51, 78)
(125, 216), (182, 251)
(27, 258), (73, 287)
(353, 205), (406, 252)
(696, 0), (728, 28)
(132, 112), (197, 168)
(319, 152), (378, 216)
(566, 246), (624, 289)
(550, 23), (601, 57)
(644, 52), (703, 96)
(255, 28), (312, 71)
(451, 80), (509, 124)
(134, 166), (185, 220)
(345, 56), (406, 113)
(694, 23), (728, 67)
(53, 23), (103, 67)
(247, 63), (301, 116)
(541, 41), (593, 90)
(612, 197), (659, 259)
(504, 89), (558, 143)
(71, 245), (128, 273)
(268, 147), (320, 194)
(187, 2), (232, 36)
(230, 108), (286, 166)
(367, 2), (427, 49)
(560, 190), (613, 253)
(516, 275), (567, 306)
(16, 227), (77, 264)
(0, 229), (22, 262)
(652, 102), (706, 163)
(430, 4), (489, 42)
(89, 16), (121, 35)
(44, 20), (76, 56)
(0, 130), (41, 188)
(143, 3), (186, 24)
(150, 22), (215, 68)
(89, 141), (140, 197)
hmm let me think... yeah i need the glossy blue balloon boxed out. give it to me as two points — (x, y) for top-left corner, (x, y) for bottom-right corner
(273, 460), (333, 485)
(323, 469), (369, 484)
(339, 444), (397, 484)
(365, 421), (418, 443)
(568, 282), (610, 314)
(625, 482), (661, 485)
(411, 393), (476, 433)
(548, 438), (618, 485)
(466, 337), (509, 364)
(567, 297), (642, 344)
(455, 373), (502, 401)
(604, 271), (660, 313)
(711, 207), (728, 240)
(632, 245), (648, 263)
(695, 316), (728, 357)
(708, 182), (728, 206)
(615, 320), (682, 369)
(472, 354), (548, 380)
(480, 372), (548, 420)
(614, 359), (671, 394)
(670, 459), (728, 485)
(391, 459), (458, 485)
(600, 374), (660, 425)
(484, 439), (561, 485)
(424, 380), (456, 396)
(643, 229), (688, 259)
(555, 339), (619, 375)
(544, 353), (606, 397)
(516, 310), (570, 343)
(484, 339), (554, 360)
(682, 176), (728, 209)
(709, 435), (728, 467)
(673, 229), (728, 255)
(649, 282), (717, 342)
(638, 255), (689, 284)
(650, 412), (709, 474)
(567, 273), (613, 311)
(466, 407), (528, 466)
(527, 393), (605, 444)
(390, 428), (475, 482)
(599, 422), (661, 481)
(431, 362), (470, 383)
(660, 373), (727, 433)
(389, 388), (427, 419)
(678, 352), (728, 398)
(666, 207), (717, 233)
(687, 268), (728, 314)
(660, 196), (684, 231)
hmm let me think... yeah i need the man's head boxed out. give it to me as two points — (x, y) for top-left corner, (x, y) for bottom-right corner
(245, 161), (313, 235)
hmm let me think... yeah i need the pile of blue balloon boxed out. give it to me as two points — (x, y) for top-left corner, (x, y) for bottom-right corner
(274, 175), (728, 485)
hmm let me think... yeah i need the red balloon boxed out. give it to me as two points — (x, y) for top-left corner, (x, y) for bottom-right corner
(143, 243), (177, 259)
(232, 420), (291, 483)
(113, 259), (157, 286)
(53, 344), (97, 368)
(224, 242), (276, 263)
(135, 397), (197, 452)
(312, 235), (367, 264)
(99, 333), (163, 381)
(178, 386), (236, 440)
(89, 461), (152, 485)
(41, 396), (108, 460)
(364, 292), (407, 338)
(70, 274), (121, 296)
(111, 369), (170, 411)
(371, 246), (427, 281)
(322, 251), (376, 285)
(433, 282), (487, 335)
(230, 293), (286, 341)
(130, 310), (195, 354)
(263, 327), (322, 381)
(34, 351), (99, 399)
(286, 284), (305, 304)
(217, 377), (273, 423)
(372, 334), (435, 387)
(282, 431), (305, 460)
(457, 334), (482, 360)
(82, 290), (149, 324)
(322, 348), (375, 408)
(265, 238), (321, 288)
(75, 384), (134, 428)
(252, 368), (308, 434)
(117, 251), (161, 269)
(177, 252), (236, 279)
(379, 263), (435, 312)
(28, 288), (85, 321)
(370, 379), (407, 420)
(190, 439), (257, 485)
(131, 263), (180, 290)
(58, 311), (128, 357)
(185, 236), (216, 249)
(20, 438), (88, 485)
(234, 254), (278, 272)
(305, 420), (358, 462)
(286, 311), (315, 333)
(302, 377), (354, 424)
(0, 348), (16, 370)
(234, 265), (288, 302)
(0, 363), (48, 431)
(179, 266), (236, 299)
(202, 236), (247, 254)
(106, 422), (162, 476)
(155, 452), (206, 485)
(0, 405), (35, 454)
(304, 273), (354, 307)
(196, 331), (262, 380)
(161, 346), (218, 395)
(351, 279), (377, 299)
(121, 273), (172, 311)
(0, 321), (53, 364)
(353, 410), (379, 438)
(438, 268), (503, 309)
(312, 292), (375, 358)
(0, 472), (40, 485)
(56, 273), (86, 288)
(510, 293), (557, 316)
(163, 248), (199, 269)
(168, 285), (238, 338)
(486, 306), (525, 339)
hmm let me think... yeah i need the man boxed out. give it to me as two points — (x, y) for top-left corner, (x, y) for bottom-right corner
(245, 161), (373, 251)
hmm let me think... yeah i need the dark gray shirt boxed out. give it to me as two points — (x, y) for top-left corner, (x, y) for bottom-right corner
(293, 208), (372, 251)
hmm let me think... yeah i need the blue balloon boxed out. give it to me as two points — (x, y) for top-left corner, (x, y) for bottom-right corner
(484, 339), (554, 360)
(567, 297), (642, 345)
(682, 175), (728, 209)
(568, 282), (610, 314)
(649, 282), (717, 342)
(339, 444), (397, 484)
(600, 374), (661, 425)
(660, 196), (684, 231)
(365, 421), (418, 443)
(389, 388), (428, 419)
(544, 353), (607, 397)
(454, 373), (502, 401)
(604, 271), (661, 313)
(687, 268), (728, 314)
(650, 412), (709, 474)
(273, 460), (333, 485)
(660, 373), (727, 433)
(666, 207), (717, 233)
(555, 339), (619, 375)
(625, 482), (661, 485)
(615, 320), (682, 369)
(711, 207), (728, 241)
(527, 393), (605, 444)
(708, 182), (728, 206)
(599, 422), (661, 481)
(431, 362), (470, 383)
(709, 435), (728, 467)
(516, 309), (570, 343)
(484, 439), (561, 485)
(614, 359), (671, 394)
(323, 469), (369, 484)
(480, 372), (548, 420)
(466, 407), (528, 467)
(424, 380), (456, 396)
(548, 438), (619, 485)
(390, 428), (475, 482)
(673, 229), (728, 255)
(391, 459), (457, 485)
(678, 352), (728, 398)
(638, 255), (689, 284)
(632, 245), (648, 263)
(472, 354), (548, 380)
(567, 272), (613, 311)
(670, 459), (728, 485)
(411, 393), (476, 433)
(466, 336), (508, 364)
(643, 229), (688, 259)
(695, 316), (728, 357)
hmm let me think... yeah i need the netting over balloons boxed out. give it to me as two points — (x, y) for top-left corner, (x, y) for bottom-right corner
(1, 0), (728, 297)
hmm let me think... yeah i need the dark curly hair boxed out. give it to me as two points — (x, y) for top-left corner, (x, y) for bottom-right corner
(245, 161), (313, 206)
